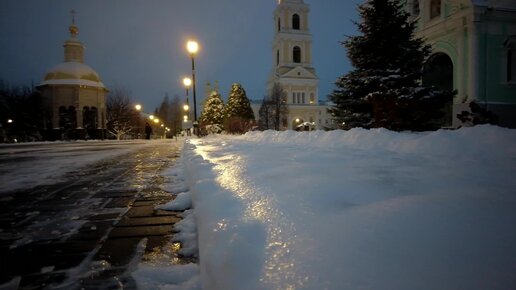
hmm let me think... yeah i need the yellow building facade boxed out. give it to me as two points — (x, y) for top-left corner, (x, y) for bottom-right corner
(38, 17), (107, 139)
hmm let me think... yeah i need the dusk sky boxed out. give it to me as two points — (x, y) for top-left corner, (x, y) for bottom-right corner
(0, 0), (359, 111)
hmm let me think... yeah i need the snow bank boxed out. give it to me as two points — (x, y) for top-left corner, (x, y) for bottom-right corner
(243, 125), (516, 158)
(183, 126), (516, 290)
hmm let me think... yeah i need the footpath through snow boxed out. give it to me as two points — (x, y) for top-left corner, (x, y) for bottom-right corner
(170, 125), (516, 290)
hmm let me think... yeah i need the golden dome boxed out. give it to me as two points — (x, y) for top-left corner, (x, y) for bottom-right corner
(41, 62), (106, 89)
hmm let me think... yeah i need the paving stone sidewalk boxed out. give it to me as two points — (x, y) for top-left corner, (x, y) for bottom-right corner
(0, 142), (193, 289)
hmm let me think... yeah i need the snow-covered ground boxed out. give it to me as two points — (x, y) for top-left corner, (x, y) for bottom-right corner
(2, 128), (516, 289)
(162, 125), (516, 290)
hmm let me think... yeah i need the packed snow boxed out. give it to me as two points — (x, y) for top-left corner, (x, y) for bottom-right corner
(166, 125), (516, 290)
(2, 127), (516, 289)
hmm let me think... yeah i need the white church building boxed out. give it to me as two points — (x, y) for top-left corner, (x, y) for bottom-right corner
(252, 0), (335, 131)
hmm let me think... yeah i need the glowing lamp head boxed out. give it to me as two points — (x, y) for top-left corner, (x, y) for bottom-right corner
(296, 118), (300, 123)
(183, 104), (189, 111)
(183, 77), (192, 87)
(149, 115), (155, 120)
(135, 104), (142, 111)
(186, 40), (199, 54)
(153, 118), (159, 124)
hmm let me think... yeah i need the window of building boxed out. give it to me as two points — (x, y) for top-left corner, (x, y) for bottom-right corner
(302, 93), (305, 104)
(292, 93), (296, 104)
(278, 18), (281, 32)
(412, 0), (420, 16)
(430, 0), (441, 19)
(292, 14), (300, 30)
(293, 46), (301, 63)
(276, 50), (280, 66)
(310, 93), (315, 104)
(509, 49), (513, 82)
(504, 38), (516, 83)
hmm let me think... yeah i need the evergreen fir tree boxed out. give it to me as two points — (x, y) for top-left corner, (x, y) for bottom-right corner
(200, 90), (225, 132)
(225, 83), (255, 133)
(329, 0), (453, 131)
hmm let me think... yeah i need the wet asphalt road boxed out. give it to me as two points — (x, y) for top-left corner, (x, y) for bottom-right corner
(0, 140), (191, 289)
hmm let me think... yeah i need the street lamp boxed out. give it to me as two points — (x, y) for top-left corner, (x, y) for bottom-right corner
(186, 40), (199, 134)
(183, 77), (192, 118)
(135, 104), (142, 111)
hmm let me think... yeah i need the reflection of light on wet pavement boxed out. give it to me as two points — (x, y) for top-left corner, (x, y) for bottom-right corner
(209, 152), (306, 289)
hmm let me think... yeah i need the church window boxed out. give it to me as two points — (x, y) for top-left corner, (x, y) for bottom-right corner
(292, 14), (300, 30)
(83, 106), (98, 129)
(412, 0), (420, 16)
(293, 46), (301, 63)
(59, 106), (77, 130)
(430, 0), (441, 19)
(504, 38), (515, 83)
(508, 49), (513, 82)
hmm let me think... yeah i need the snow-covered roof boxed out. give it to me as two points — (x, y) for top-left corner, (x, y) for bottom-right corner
(40, 61), (106, 89)
(39, 79), (106, 89)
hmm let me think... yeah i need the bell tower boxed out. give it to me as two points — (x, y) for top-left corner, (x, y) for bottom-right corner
(269, 0), (319, 106)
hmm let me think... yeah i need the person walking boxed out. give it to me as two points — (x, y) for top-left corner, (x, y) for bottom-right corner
(145, 122), (152, 140)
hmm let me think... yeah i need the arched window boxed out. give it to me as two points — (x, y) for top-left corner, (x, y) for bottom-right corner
(83, 106), (98, 129)
(59, 106), (77, 130)
(506, 39), (516, 82)
(423, 53), (454, 127)
(293, 46), (301, 63)
(430, 0), (441, 19)
(292, 14), (300, 30)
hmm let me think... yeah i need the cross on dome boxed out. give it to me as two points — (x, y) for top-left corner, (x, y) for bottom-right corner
(69, 9), (79, 38)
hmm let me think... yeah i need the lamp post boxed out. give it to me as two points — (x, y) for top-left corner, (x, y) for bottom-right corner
(186, 40), (199, 134)
(182, 77), (193, 136)
(134, 104), (142, 138)
(183, 77), (192, 119)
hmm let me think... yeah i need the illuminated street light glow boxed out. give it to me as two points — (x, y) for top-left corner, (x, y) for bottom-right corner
(186, 40), (199, 54)
(183, 104), (189, 111)
(149, 115), (155, 120)
(7, 119), (13, 124)
(153, 118), (159, 124)
(183, 77), (192, 87)
(135, 104), (142, 111)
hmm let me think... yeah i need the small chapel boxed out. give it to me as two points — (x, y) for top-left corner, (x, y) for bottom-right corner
(38, 11), (108, 140)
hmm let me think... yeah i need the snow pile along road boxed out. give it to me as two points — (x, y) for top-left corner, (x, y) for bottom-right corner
(181, 125), (516, 290)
